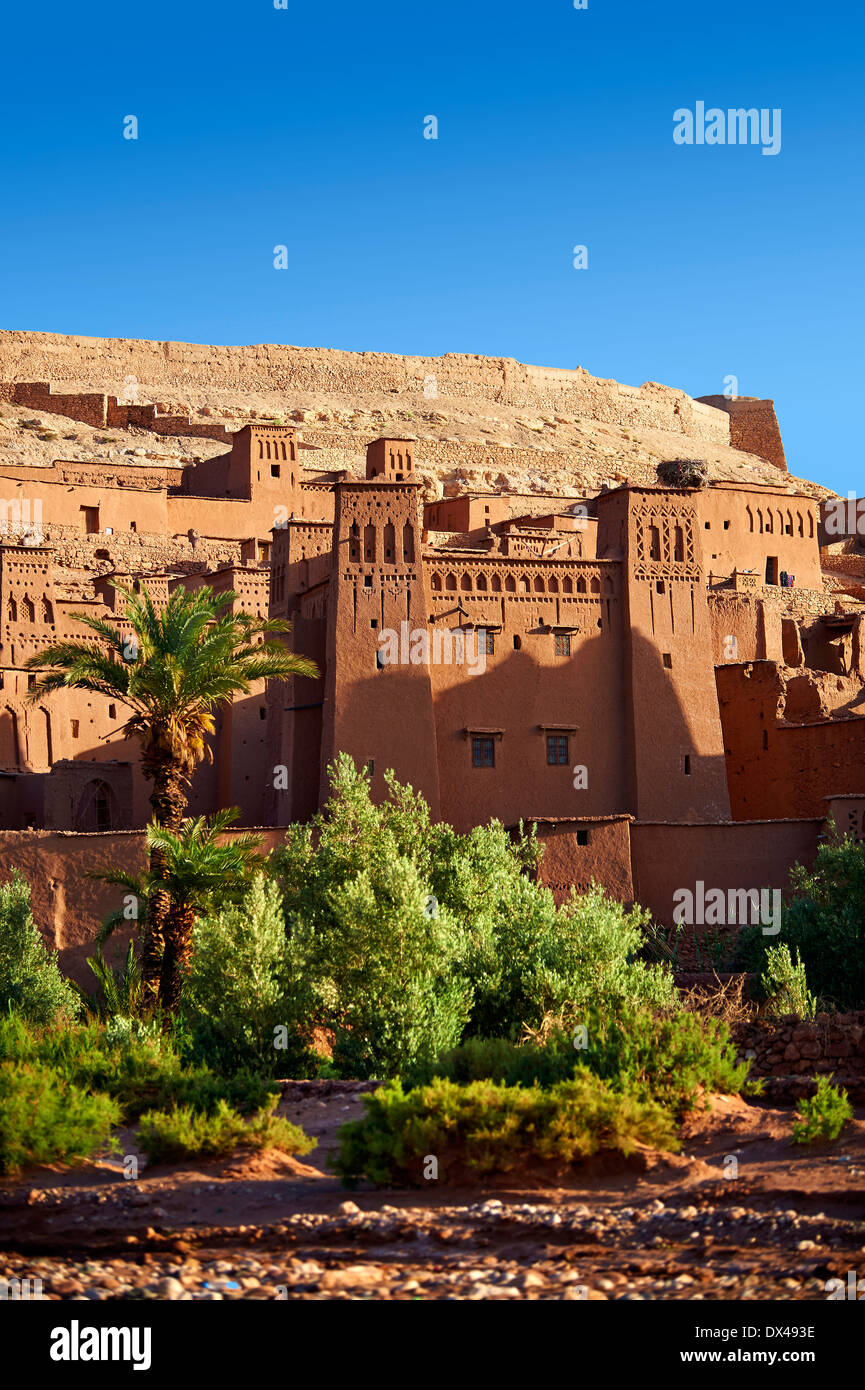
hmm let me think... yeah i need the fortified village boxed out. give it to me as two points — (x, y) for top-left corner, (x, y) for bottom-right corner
(0, 330), (863, 976)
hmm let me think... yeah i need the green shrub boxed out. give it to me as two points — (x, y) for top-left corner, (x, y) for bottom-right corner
(184, 875), (315, 1075)
(137, 1094), (314, 1165)
(332, 1074), (678, 1187)
(77, 943), (143, 1020)
(0, 1061), (120, 1175)
(792, 1076), (853, 1145)
(406, 1005), (748, 1120)
(273, 756), (674, 1073)
(760, 943), (816, 1020)
(0, 1013), (276, 1121)
(737, 835), (865, 1010)
(0, 873), (80, 1024)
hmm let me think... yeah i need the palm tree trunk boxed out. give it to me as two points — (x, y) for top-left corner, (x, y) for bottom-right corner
(159, 902), (196, 1018)
(141, 761), (190, 1007)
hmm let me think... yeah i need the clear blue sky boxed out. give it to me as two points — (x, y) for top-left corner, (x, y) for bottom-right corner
(0, 0), (861, 494)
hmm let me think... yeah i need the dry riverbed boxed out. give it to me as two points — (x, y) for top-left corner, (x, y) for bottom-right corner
(2, 1083), (864, 1301)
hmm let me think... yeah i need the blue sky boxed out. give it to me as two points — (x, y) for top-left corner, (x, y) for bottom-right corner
(0, 0), (861, 494)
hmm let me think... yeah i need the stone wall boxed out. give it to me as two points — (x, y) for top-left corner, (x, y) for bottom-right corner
(697, 396), (787, 471)
(36, 522), (243, 576)
(730, 1012), (865, 1101)
(0, 380), (233, 445)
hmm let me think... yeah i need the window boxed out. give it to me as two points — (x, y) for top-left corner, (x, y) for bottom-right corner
(375, 651), (385, 670)
(478, 629), (495, 655)
(513, 635), (521, 650)
(95, 791), (110, 833)
(259, 707), (267, 720)
(365, 759), (375, 776)
(71, 720), (80, 739)
(555, 634), (571, 657)
(271, 464), (281, 478)
(364, 576), (372, 588)
(684, 754), (691, 775)
(546, 735), (568, 765)
(472, 736), (495, 768)
(370, 618), (378, 629)
(663, 652), (673, 669)
(724, 520), (730, 530)
(576, 829), (589, 846)
(81, 505), (99, 534)
(656, 581), (665, 594)
(108, 704), (116, 720)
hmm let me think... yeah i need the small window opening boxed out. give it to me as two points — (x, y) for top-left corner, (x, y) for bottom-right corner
(546, 734), (569, 765)
(576, 829), (589, 846)
(472, 736), (495, 768)
(684, 754), (691, 775)
(663, 653), (673, 669)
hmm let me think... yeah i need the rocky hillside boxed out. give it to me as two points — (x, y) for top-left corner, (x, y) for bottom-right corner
(0, 330), (832, 503)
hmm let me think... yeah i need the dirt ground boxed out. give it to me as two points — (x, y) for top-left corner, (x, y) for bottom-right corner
(2, 1083), (864, 1301)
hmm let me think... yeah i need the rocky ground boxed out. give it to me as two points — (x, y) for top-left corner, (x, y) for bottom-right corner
(2, 1084), (864, 1302)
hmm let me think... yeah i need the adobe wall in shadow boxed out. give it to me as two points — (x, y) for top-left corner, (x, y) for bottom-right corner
(630, 819), (821, 925)
(0, 827), (286, 985)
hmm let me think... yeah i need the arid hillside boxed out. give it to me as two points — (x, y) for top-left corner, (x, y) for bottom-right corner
(0, 330), (833, 504)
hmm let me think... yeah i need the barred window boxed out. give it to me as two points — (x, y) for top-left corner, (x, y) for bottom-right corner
(472, 736), (495, 768)
(555, 634), (571, 657)
(546, 735), (569, 765)
(478, 629), (495, 655)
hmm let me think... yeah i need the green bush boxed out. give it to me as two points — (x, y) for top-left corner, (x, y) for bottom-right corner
(737, 835), (865, 1010)
(184, 875), (315, 1076)
(332, 1074), (678, 1187)
(792, 1076), (853, 1145)
(406, 1005), (748, 1120)
(0, 1013), (276, 1122)
(0, 873), (80, 1024)
(760, 943), (816, 1020)
(0, 1060), (120, 1175)
(273, 756), (674, 1074)
(137, 1094), (314, 1165)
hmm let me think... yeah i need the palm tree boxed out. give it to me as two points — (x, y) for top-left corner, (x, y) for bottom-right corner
(27, 580), (317, 1002)
(98, 809), (265, 1016)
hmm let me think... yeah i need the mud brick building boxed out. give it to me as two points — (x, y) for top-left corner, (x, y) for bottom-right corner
(0, 344), (862, 973)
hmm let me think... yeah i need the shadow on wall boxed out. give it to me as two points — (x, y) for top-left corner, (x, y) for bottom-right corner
(321, 622), (730, 832)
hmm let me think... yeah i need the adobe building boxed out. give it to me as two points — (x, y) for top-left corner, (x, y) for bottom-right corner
(266, 436), (865, 937)
(0, 390), (862, 974)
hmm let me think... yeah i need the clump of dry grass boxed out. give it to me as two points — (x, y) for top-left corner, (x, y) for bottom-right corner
(679, 972), (756, 1026)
